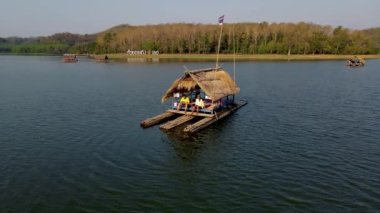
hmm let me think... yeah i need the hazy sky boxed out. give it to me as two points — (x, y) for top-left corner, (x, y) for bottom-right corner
(1, 0), (379, 37)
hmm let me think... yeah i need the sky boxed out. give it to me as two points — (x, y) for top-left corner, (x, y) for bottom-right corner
(1, 0), (379, 37)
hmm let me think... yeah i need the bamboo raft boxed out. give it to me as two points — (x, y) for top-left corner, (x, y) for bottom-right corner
(141, 100), (247, 133)
(347, 56), (365, 67)
(63, 54), (78, 63)
(94, 55), (110, 63)
(140, 67), (247, 133)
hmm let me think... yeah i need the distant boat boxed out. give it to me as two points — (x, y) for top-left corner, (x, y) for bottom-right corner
(347, 56), (365, 67)
(63, 54), (78, 63)
(94, 55), (110, 63)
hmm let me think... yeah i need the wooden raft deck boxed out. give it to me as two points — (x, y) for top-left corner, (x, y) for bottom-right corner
(167, 109), (214, 117)
(184, 100), (247, 133)
(140, 111), (177, 128)
(160, 115), (195, 130)
(140, 100), (247, 133)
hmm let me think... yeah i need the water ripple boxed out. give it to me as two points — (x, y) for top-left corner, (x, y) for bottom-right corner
(1, 57), (380, 211)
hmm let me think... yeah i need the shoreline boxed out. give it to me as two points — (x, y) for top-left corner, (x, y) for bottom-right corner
(95, 53), (380, 61)
(1, 53), (379, 61)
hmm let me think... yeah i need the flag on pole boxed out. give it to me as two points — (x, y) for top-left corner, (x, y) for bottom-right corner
(218, 15), (224, 25)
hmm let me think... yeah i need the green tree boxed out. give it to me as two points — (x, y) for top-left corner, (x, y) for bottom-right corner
(332, 26), (350, 54)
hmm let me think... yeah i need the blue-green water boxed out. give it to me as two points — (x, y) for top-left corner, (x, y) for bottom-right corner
(1, 56), (379, 212)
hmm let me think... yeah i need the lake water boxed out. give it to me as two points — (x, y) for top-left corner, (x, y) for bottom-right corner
(1, 56), (379, 212)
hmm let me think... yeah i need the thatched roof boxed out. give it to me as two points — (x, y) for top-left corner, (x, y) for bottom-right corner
(161, 67), (240, 102)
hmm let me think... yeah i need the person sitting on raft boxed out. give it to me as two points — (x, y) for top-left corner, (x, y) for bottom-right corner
(177, 94), (190, 111)
(192, 95), (205, 113)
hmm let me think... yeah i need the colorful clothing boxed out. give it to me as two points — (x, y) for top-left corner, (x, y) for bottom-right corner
(195, 98), (205, 108)
(180, 96), (190, 104)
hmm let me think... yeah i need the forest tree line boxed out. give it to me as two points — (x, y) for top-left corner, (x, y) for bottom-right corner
(1, 22), (380, 55)
(0, 33), (96, 54)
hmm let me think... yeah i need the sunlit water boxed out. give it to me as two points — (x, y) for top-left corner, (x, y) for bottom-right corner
(0, 56), (379, 212)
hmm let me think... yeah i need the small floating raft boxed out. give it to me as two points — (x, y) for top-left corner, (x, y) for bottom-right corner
(347, 56), (365, 67)
(94, 55), (110, 63)
(63, 54), (78, 63)
(140, 67), (247, 133)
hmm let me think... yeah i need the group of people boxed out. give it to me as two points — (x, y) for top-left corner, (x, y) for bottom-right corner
(176, 94), (205, 113)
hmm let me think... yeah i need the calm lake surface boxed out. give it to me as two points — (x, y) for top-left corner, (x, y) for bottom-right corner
(1, 56), (379, 212)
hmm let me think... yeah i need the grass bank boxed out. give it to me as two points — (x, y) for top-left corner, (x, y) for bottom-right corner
(93, 53), (380, 61)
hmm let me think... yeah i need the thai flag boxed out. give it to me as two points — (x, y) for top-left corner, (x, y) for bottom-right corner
(218, 15), (224, 25)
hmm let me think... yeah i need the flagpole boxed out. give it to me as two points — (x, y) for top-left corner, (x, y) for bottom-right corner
(216, 16), (224, 68)
(216, 26), (223, 68)
(233, 24), (236, 82)
(213, 15), (224, 103)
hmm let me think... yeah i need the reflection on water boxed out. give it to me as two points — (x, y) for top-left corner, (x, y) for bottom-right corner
(163, 132), (204, 161)
(126, 57), (160, 63)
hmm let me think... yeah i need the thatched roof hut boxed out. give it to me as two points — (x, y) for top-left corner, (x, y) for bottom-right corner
(347, 56), (365, 66)
(161, 67), (240, 103)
